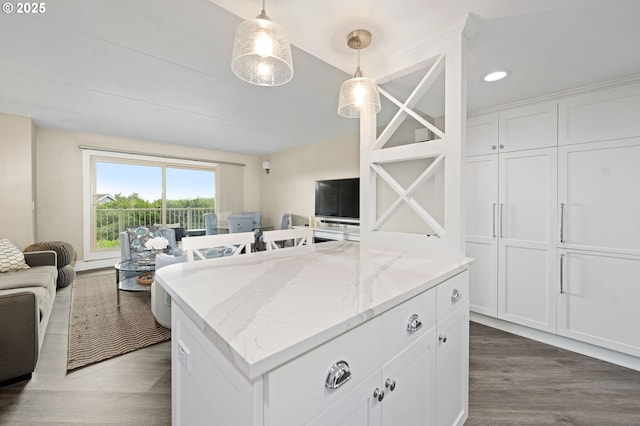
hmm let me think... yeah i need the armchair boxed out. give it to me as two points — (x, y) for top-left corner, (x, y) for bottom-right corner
(119, 226), (176, 264)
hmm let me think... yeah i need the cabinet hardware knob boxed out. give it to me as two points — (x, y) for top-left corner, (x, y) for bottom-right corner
(492, 145), (497, 150)
(325, 361), (352, 390)
(407, 314), (423, 333)
(385, 378), (396, 392)
(450, 289), (462, 302)
(499, 144), (505, 149)
(373, 387), (385, 402)
(439, 334), (447, 343)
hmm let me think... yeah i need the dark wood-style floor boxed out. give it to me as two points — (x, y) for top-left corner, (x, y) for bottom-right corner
(0, 271), (171, 425)
(468, 323), (640, 425)
(2, 272), (640, 425)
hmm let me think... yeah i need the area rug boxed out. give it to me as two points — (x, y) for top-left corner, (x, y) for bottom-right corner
(67, 271), (171, 372)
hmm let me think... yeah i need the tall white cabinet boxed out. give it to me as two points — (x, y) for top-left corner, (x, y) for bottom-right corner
(468, 80), (640, 367)
(466, 103), (558, 332)
(557, 135), (640, 357)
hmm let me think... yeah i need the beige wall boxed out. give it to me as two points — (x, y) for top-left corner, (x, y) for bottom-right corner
(0, 113), (35, 249)
(34, 127), (261, 262)
(259, 132), (359, 227)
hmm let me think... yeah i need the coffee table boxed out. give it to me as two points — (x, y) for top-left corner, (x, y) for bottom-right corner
(114, 259), (156, 306)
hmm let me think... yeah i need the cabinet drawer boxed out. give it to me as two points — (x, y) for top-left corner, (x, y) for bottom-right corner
(381, 287), (436, 365)
(266, 316), (381, 426)
(437, 271), (469, 322)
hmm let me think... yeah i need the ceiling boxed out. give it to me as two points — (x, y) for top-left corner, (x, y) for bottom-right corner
(0, 0), (639, 156)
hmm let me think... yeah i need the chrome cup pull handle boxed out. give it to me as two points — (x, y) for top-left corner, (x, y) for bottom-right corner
(325, 361), (352, 390)
(407, 314), (423, 333)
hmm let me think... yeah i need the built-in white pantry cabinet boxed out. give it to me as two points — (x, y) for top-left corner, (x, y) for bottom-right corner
(557, 136), (640, 358)
(468, 80), (640, 367)
(466, 103), (558, 333)
(557, 249), (640, 358)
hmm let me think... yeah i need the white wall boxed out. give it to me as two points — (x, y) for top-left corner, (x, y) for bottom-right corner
(0, 112), (35, 249)
(259, 132), (359, 227)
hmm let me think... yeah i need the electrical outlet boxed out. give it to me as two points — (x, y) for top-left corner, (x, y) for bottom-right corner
(177, 340), (191, 375)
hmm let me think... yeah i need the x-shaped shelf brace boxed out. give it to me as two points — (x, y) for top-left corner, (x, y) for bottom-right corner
(370, 154), (445, 236)
(369, 53), (447, 236)
(374, 54), (445, 151)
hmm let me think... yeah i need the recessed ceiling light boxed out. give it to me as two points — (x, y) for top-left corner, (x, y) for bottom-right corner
(483, 70), (508, 82)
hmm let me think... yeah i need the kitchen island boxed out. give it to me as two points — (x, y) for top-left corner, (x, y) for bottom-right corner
(155, 241), (471, 425)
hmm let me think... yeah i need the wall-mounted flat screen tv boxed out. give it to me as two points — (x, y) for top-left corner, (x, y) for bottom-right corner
(315, 177), (359, 219)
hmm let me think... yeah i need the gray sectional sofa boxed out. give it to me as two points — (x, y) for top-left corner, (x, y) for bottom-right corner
(0, 251), (58, 383)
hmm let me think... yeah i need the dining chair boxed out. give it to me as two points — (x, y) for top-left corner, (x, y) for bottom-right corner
(242, 211), (262, 229)
(280, 213), (291, 230)
(227, 215), (255, 233)
(204, 212), (218, 235)
(181, 232), (255, 261)
(258, 213), (292, 249)
(262, 228), (314, 251)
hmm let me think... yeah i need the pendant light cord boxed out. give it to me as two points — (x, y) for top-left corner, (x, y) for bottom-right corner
(354, 38), (363, 78)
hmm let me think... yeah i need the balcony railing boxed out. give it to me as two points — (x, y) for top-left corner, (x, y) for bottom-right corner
(95, 207), (215, 248)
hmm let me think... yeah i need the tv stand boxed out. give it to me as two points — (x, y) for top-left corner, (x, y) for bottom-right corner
(298, 217), (360, 242)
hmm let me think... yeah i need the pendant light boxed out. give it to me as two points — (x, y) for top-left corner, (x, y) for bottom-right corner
(337, 29), (381, 118)
(231, 0), (293, 86)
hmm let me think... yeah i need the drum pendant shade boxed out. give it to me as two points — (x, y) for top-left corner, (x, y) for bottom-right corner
(231, 6), (293, 87)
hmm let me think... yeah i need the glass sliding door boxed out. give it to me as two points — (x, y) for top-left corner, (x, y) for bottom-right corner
(94, 161), (163, 249)
(91, 156), (216, 253)
(165, 167), (216, 233)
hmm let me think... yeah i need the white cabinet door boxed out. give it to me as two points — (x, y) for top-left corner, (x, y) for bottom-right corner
(380, 329), (437, 426)
(497, 148), (558, 332)
(436, 305), (469, 426)
(172, 304), (260, 426)
(559, 138), (640, 256)
(307, 373), (381, 426)
(557, 249), (640, 358)
(498, 102), (558, 152)
(465, 155), (498, 317)
(559, 83), (640, 145)
(467, 114), (499, 156)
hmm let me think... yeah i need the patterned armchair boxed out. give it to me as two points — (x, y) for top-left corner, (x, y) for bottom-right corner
(119, 226), (176, 268)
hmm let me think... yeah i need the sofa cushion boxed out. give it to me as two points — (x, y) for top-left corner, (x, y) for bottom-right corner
(0, 265), (57, 291)
(0, 238), (30, 273)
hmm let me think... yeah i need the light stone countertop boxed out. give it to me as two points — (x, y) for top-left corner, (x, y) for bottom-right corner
(155, 241), (471, 380)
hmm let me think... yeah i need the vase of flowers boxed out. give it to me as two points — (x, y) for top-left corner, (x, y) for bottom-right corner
(145, 236), (169, 260)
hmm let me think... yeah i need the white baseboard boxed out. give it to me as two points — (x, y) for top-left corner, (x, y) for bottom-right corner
(74, 257), (119, 272)
(470, 312), (640, 372)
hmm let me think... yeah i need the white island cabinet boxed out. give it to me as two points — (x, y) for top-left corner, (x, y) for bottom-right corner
(155, 241), (471, 426)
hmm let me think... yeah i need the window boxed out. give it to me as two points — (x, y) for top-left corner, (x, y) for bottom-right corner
(84, 151), (216, 258)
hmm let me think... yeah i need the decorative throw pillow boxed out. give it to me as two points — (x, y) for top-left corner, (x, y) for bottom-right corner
(0, 238), (31, 273)
(126, 226), (161, 252)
